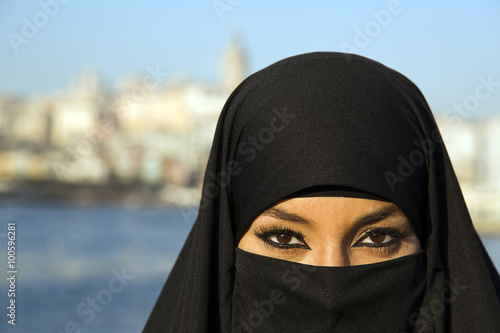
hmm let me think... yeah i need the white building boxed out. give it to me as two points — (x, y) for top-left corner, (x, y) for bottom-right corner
(436, 115), (500, 230)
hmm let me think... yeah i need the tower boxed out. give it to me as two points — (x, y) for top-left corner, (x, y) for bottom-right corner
(221, 34), (247, 93)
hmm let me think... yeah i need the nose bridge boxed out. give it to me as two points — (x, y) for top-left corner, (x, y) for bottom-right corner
(313, 241), (351, 267)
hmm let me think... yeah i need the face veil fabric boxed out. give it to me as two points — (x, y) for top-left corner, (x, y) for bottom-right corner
(231, 248), (427, 332)
(142, 52), (500, 332)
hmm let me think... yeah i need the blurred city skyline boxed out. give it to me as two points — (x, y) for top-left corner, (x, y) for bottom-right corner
(0, 37), (247, 206)
(1, 1), (500, 117)
(0, 34), (499, 231)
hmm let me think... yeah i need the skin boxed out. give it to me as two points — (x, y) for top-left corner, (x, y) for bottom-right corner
(238, 196), (421, 266)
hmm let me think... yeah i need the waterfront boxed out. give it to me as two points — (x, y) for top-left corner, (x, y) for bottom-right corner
(0, 202), (499, 332)
(0, 203), (193, 332)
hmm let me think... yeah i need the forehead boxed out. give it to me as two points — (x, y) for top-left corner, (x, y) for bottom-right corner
(273, 196), (399, 215)
(260, 197), (406, 230)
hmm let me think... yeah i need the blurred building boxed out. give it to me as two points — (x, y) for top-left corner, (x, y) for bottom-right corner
(221, 34), (247, 93)
(0, 37), (247, 202)
(436, 116), (500, 231)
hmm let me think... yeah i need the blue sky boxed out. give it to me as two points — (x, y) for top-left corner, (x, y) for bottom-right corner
(1, 0), (499, 116)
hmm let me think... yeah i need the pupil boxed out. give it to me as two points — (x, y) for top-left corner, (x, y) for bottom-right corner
(276, 234), (292, 243)
(370, 234), (386, 243)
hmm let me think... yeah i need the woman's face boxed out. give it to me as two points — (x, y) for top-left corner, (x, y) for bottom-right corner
(238, 197), (421, 266)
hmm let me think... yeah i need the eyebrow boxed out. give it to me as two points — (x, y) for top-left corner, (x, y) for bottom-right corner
(261, 204), (402, 228)
(351, 204), (401, 229)
(262, 207), (315, 226)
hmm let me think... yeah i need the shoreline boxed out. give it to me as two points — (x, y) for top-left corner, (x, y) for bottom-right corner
(0, 179), (200, 207)
(1, 180), (499, 235)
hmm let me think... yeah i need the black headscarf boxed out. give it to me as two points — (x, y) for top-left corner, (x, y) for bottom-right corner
(143, 52), (500, 332)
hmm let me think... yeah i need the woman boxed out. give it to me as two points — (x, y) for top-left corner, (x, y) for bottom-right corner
(143, 52), (500, 332)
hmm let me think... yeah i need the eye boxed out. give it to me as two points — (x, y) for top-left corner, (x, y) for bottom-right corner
(359, 233), (395, 245)
(353, 227), (403, 248)
(254, 226), (310, 250)
(268, 234), (304, 246)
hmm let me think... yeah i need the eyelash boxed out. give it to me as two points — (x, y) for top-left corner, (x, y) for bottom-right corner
(254, 226), (310, 251)
(254, 225), (407, 254)
(352, 227), (405, 253)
